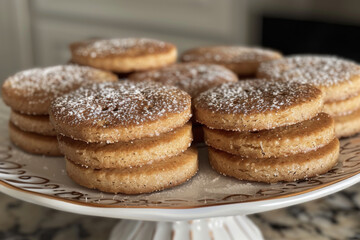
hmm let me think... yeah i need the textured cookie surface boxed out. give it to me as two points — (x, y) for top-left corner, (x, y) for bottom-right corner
(181, 46), (282, 76)
(324, 93), (360, 117)
(194, 79), (324, 131)
(2, 65), (118, 115)
(257, 55), (360, 102)
(334, 108), (360, 138)
(66, 147), (198, 194)
(58, 123), (192, 168)
(129, 63), (238, 97)
(50, 81), (192, 143)
(70, 38), (177, 73)
(204, 113), (334, 158)
(10, 110), (56, 136)
(209, 138), (339, 183)
(9, 122), (61, 156)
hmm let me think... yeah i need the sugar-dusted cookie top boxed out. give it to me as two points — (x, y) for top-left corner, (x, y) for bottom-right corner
(194, 79), (323, 131)
(129, 63), (238, 97)
(257, 55), (360, 101)
(181, 46), (282, 76)
(2, 65), (118, 115)
(70, 38), (177, 73)
(50, 81), (192, 143)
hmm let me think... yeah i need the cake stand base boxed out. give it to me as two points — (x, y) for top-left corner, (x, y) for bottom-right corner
(109, 215), (264, 240)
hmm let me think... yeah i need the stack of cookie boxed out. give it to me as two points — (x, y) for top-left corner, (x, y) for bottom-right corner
(70, 38), (177, 77)
(129, 62), (239, 141)
(1, 65), (117, 156)
(257, 55), (360, 138)
(49, 81), (198, 194)
(180, 46), (282, 78)
(194, 79), (340, 183)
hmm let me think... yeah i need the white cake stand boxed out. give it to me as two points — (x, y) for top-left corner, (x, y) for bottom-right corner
(0, 104), (359, 240)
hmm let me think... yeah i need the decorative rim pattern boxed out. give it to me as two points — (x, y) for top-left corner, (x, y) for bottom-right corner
(0, 134), (360, 209)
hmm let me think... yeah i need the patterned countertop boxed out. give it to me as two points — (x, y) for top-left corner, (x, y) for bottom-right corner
(1, 184), (359, 240)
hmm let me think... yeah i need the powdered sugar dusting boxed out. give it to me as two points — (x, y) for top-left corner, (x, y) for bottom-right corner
(258, 55), (360, 87)
(130, 63), (238, 97)
(50, 81), (191, 127)
(194, 79), (321, 115)
(72, 38), (173, 58)
(181, 46), (281, 63)
(3, 65), (116, 103)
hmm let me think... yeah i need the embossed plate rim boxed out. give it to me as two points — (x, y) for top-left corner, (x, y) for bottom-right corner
(0, 171), (359, 221)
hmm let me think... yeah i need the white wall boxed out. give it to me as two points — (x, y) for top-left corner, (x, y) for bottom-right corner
(2, 0), (360, 85)
(0, 0), (33, 82)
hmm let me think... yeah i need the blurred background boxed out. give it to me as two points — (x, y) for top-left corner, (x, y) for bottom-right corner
(2, 0), (360, 82)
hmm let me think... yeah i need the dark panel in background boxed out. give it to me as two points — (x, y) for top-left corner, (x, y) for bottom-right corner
(262, 16), (360, 62)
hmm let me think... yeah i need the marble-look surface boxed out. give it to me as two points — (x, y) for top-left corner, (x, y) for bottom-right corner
(1, 184), (359, 240)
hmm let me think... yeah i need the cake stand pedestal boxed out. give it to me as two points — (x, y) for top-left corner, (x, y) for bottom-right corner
(109, 216), (263, 240)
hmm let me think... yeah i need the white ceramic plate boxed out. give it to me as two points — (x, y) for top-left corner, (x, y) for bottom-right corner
(0, 103), (360, 221)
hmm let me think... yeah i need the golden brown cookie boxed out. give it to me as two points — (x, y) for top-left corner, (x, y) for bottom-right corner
(129, 63), (238, 97)
(10, 110), (56, 136)
(209, 138), (339, 183)
(323, 93), (360, 117)
(194, 79), (324, 131)
(65, 147), (198, 194)
(70, 38), (177, 73)
(257, 55), (360, 102)
(50, 81), (192, 143)
(58, 123), (192, 168)
(204, 113), (334, 158)
(334, 108), (360, 138)
(180, 46), (282, 76)
(9, 122), (61, 156)
(2, 65), (118, 115)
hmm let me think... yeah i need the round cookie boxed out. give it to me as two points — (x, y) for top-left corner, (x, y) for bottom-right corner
(209, 138), (339, 183)
(194, 79), (324, 131)
(58, 123), (192, 168)
(323, 93), (360, 117)
(50, 81), (192, 143)
(70, 38), (177, 73)
(65, 147), (198, 194)
(334, 108), (360, 138)
(204, 113), (335, 158)
(180, 46), (282, 76)
(2, 65), (118, 115)
(129, 63), (238, 97)
(257, 55), (360, 102)
(10, 110), (56, 136)
(9, 122), (61, 156)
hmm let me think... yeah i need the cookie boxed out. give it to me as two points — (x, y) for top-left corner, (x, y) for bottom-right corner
(49, 81), (192, 143)
(9, 122), (61, 156)
(65, 147), (198, 194)
(180, 46), (282, 76)
(334, 108), (360, 138)
(2, 65), (118, 115)
(10, 110), (56, 136)
(194, 79), (324, 131)
(257, 55), (360, 102)
(209, 138), (339, 183)
(204, 113), (334, 158)
(323, 93), (360, 117)
(58, 123), (192, 168)
(129, 63), (238, 97)
(70, 38), (177, 73)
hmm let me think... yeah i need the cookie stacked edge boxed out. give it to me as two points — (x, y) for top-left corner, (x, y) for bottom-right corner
(2, 65), (118, 156)
(194, 79), (340, 183)
(49, 81), (198, 194)
(257, 55), (360, 138)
